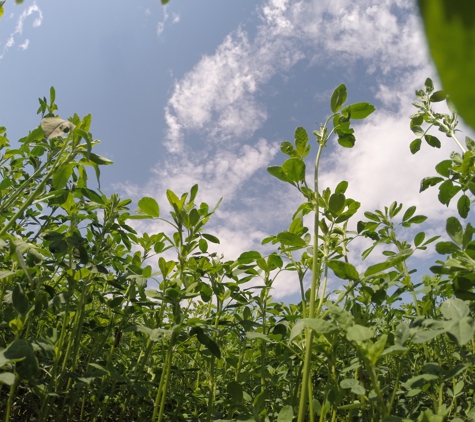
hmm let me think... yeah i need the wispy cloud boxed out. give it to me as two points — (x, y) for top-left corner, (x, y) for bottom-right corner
(156, 6), (180, 37)
(0, 2), (42, 60)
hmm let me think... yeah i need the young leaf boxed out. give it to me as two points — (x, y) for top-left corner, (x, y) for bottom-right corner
(330, 84), (347, 112)
(137, 197), (159, 218)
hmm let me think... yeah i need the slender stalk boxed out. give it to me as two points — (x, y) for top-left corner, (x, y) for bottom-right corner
(298, 142), (325, 422)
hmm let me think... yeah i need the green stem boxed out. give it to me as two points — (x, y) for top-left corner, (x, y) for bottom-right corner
(298, 142), (324, 422)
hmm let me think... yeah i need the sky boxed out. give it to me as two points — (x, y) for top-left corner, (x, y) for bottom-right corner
(1, 0), (473, 303)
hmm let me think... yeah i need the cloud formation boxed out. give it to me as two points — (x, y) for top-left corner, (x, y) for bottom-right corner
(125, 0), (466, 299)
(0, 3), (42, 60)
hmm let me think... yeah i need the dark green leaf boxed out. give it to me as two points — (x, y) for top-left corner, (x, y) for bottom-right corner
(457, 194), (470, 218)
(329, 193), (345, 215)
(227, 381), (243, 403)
(337, 133), (356, 148)
(410, 138), (422, 154)
(12, 284), (29, 314)
(430, 90), (446, 102)
(420, 176), (444, 192)
(424, 134), (441, 148)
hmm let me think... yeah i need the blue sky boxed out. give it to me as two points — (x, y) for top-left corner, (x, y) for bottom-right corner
(1, 0), (472, 301)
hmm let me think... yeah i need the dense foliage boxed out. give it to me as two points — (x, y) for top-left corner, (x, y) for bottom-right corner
(1, 81), (475, 422)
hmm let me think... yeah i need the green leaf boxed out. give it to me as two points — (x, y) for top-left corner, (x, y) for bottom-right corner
(282, 158), (306, 182)
(12, 284), (29, 314)
(347, 325), (374, 342)
(337, 133), (356, 148)
(412, 329), (445, 344)
(420, 176), (444, 192)
(295, 127), (309, 158)
(364, 249), (413, 276)
(335, 180), (348, 195)
(424, 134), (441, 148)
(435, 160), (452, 177)
(4, 340), (39, 379)
(202, 233), (220, 244)
(327, 260), (359, 281)
(137, 197), (159, 218)
(418, 0), (475, 130)
(402, 206), (416, 222)
(414, 232), (425, 247)
(0, 372), (15, 386)
(246, 332), (271, 342)
(227, 381), (243, 403)
(237, 251), (262, 263)
(402, 215), (427, 227)
(331, 84), (347, 112)
(435, 241), (460, 254)
(410, 138), (422, 154)
(289, 318), (337, 341)
(267, 166), (291, 183)
(430, 90), (446, 102)
(277, 405), (294, 422)
(329, 193), (345, 215)
(341, 102), (375, 119)
(441, 298), (470, 320)
(52, 163), (74, 190)
(276, 232), (306, 247)
(446, 217), (464, 245)
(457, 194), (470, 218)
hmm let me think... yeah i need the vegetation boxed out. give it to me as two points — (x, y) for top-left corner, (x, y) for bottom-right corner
(1, 79), (475, 422)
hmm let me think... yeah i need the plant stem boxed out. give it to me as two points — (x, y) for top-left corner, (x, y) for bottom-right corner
(297, 142), (324, 422)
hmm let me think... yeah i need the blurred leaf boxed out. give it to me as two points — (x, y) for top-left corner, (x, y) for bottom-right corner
(347, 325), (374, 342)
(418, 0), (475, 129)
(277, 405), (294, 422)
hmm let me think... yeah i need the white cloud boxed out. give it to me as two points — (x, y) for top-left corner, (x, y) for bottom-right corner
(19, 39), (29, 50)
(0, 2), (42, 60)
